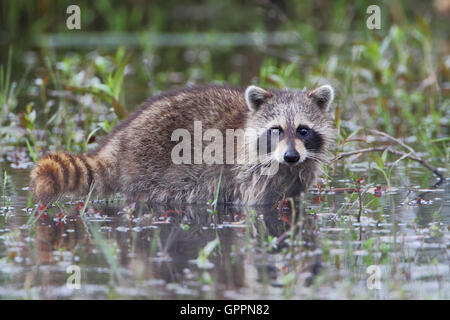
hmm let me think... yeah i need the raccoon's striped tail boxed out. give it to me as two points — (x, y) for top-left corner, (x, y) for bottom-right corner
(30, 152), (114, 203)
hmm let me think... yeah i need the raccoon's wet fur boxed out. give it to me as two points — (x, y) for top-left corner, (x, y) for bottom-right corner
(30, 84), (336, 205)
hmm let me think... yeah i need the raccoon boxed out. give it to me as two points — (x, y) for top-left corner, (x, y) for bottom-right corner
(30, 84), (336, 205)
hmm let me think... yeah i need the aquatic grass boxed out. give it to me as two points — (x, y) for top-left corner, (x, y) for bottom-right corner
(193, 236), (220, 269)
(44, 54), (67, 128)
(2, 171), (6, 202)
(0, 48), (13, 126)
(371, 149), (391, 190)
(0, 47), (26, 127)
(87, 221), (123, 284)
(24, 138), (37, 163)
(62, 48), (130, 120)
(19, 103), (40, 162)
(336, 132), (446, 187)
(26, 201), (51, 226)
(208, 169), (223, 216)
(78, 183), (95, 220)
(99, 117), (118, 134)
(1, 171), (11, 211)
(83, 127), (102, 153)
(90, 48), (130, 120)
(256, 212), (270, 292)
(4, 48), (133, 157)
(149, 228), (160, 257)
(77, 183), (122, 283)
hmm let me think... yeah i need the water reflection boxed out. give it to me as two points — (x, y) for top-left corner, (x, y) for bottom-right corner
(4, 200), (325, 299)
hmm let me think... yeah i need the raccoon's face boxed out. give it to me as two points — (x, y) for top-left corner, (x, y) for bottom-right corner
(245, 84), (336, 167)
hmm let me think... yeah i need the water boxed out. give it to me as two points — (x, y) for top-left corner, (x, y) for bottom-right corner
(0, 155), (448, 299)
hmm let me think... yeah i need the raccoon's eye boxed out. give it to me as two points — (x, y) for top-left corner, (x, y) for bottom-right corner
(297, 126), (310, 137)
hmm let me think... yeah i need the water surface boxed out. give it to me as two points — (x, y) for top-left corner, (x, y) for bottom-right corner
(0, 156), (448, 299)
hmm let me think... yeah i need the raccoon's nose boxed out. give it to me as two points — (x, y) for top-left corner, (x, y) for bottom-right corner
(284, 150), (300, 163)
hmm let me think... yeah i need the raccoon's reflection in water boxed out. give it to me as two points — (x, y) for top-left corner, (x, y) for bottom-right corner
(31, 201), (321, 297)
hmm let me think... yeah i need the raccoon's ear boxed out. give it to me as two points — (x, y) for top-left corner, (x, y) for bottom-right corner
(245, 86), (272, 111)
(308, 85), (334, 111)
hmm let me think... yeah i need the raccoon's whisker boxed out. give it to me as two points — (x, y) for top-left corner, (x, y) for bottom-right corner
(307, 157), (331, 180)
(307, 156), (323, 163)
(307, 156), (325, 164)
(316, 165), (330, 180)
(307, 153), (331, 165)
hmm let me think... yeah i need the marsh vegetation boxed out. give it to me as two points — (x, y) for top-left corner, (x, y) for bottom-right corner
(0, 0), (449, 299)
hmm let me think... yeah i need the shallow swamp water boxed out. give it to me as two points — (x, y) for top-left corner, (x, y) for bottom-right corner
(0, 155), (448, 299)
(0, 0), (449, 301)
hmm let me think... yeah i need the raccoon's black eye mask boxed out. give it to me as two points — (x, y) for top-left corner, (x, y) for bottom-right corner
(259, 125), (323, 153)
(296, 125), (323, 151)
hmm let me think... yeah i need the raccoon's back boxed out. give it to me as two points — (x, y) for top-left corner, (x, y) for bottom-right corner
(116, 85), (249, 138)
(101, 85), (250, 170)
(30, 85), (249, 203)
